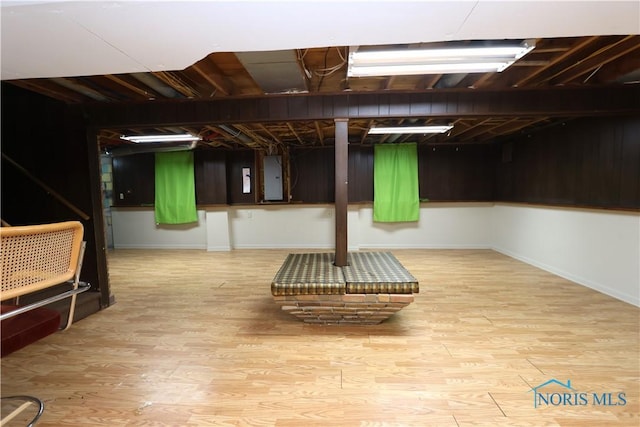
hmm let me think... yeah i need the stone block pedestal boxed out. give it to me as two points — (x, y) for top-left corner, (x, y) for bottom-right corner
(273, 293), (415, 325)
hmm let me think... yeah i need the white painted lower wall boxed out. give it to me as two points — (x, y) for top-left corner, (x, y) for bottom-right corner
(228, 205), (335, 249)
(111, 208), (207, 249)
(491, 203), (639, 307)
(112, 203), (493, 251)
(356, 204), (492, 249)
(111, 202), (640, 306)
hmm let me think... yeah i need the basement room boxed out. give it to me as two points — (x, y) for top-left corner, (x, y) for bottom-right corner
(1, 1), (639, 426)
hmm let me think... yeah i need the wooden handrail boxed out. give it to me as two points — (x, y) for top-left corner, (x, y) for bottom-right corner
(1, 153), (90, 221)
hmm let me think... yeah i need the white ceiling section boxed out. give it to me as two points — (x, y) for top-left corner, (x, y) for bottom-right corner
(1, 1), (639, 80)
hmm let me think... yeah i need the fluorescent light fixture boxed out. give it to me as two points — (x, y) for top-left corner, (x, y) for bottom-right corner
(110, 140), (199, 156)
(369, 125), (453, 134)
(348, 41), (535, 77)
(120, 133), (201, 143)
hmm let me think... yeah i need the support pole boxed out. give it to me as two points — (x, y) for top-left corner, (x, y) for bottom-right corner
(334, 118), (348, 266)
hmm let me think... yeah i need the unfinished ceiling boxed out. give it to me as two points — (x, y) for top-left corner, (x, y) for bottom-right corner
(2, 1), (639, 151)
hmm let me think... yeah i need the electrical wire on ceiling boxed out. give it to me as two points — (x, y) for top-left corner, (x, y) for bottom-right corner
(314, 48), (348, 77)
(297, 47), (347, 79)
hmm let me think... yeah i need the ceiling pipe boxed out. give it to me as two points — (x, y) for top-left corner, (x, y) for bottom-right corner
(130, 73), (182, 99)
(218, 124), (254, 145)
(52, 78), (110, 101)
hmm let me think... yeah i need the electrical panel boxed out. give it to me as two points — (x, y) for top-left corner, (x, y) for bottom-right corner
(263, 155), (283, 201)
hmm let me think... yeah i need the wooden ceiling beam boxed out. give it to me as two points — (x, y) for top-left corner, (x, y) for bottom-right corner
(85, 85), (640, 129)
(360, 120), (374, 145)
(383, 76), (398, 90)
(488, 118), (535, 134)
(468, 72), (495, 89)
(234, 124), (271, 149)
(8, 80), (85, 103)
(209, 124), (251, 147)
(152, 71), (199, 98)
(515, 36), (601, 87)
(592, 56), (640, 84)
(313, 121), (325, 145)
(258, 124), (284, 147)
(451, 119), (498, 140)
(286, 123), (304, 145)
(550, 35), (640, 84)
(474, 117), (551, 143)
(105, 75), (157, 99)
(420, 74), (442, 90)
(202, 125), (233, 148)
(439, 118), (466, 138)
(191, 62), (232, 96)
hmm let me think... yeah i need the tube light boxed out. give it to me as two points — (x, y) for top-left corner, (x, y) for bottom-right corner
(348, 41), (535, 77)
(120, 133), (201, 143)
(368, 125), (453, 134)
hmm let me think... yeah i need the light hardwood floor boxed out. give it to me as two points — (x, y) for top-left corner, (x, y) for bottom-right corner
(2, 249), (639, 426)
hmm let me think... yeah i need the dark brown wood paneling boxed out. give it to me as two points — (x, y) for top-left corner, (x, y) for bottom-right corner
(226, 150), (255, 204)
(290, 147), (334, 203)
(111, 153), (155, 206)
(575, 118), (630, 208)
(86, 86), (640, 128)
(195, 149), (227, 204)
(496, 116), (640, 209)
(112, 149), (229, 206)
(1, 83), (110, 308)
(418, 144), (496, 201)
(544, 129), (577, 205)
(620, 118), (640, 207)
(101, 117), (640, 211)
(348, 145), (373, 202)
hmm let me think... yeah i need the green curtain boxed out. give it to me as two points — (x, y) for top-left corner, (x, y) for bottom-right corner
(373, 143), (419, 222)
(154, 151), (198, 225)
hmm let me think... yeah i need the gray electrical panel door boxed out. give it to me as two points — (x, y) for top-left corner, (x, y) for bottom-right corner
(263, 155), (283, 201)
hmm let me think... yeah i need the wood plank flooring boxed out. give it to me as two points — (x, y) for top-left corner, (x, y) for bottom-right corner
(2, 249), (638, 426)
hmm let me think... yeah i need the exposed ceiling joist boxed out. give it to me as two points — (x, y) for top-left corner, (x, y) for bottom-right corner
(1, 0), (637, 152)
